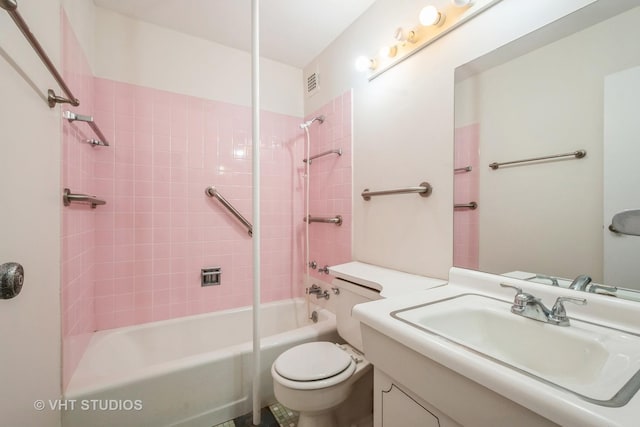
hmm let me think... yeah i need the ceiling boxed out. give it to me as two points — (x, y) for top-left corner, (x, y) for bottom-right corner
(93, 0), (377, 69)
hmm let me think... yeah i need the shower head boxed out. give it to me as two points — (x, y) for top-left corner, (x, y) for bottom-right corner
(299, 115), (325, 129)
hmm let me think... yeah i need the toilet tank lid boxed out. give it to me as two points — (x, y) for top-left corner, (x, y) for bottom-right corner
(328, 262), (446, 298)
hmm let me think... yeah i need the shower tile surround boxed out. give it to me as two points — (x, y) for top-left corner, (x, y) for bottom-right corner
(60, 13), (352, 388)
(306, 94), (353, 281)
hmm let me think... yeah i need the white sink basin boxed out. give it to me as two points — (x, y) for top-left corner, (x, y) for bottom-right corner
(393, 293), (640, 406)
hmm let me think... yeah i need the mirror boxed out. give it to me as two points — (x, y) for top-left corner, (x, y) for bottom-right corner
(453, 3), (640, 302)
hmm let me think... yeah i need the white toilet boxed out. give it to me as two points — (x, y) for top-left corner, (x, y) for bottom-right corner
(271, 262), (446, 427)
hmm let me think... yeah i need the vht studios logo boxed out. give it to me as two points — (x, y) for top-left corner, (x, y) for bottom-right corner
(34, 399), (143, 411)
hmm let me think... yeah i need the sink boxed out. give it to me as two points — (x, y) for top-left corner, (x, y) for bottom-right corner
(392, 293), (640, 407)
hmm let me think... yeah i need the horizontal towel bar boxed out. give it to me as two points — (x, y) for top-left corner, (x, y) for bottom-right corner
(1, 1), (80, 107)
(63, 111), (110, 147)
(454, 202), (478, 210)
(205, 186), (253, 237)
(303, 149), (342, 164)
(454, 166), (472, 172)
(62, 188), (106, 209)
(362, 181), (433, 201)
(489, 150), (586, 170)
(303, 215), (343, 226)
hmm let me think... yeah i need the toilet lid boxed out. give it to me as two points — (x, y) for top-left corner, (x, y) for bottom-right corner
(274, 342), (352, 381)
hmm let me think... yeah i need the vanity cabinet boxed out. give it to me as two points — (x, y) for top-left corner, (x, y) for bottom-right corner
(363, 324), (559, 427)
(376, 368), (459, 427)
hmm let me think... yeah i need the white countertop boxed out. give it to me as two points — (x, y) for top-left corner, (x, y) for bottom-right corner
(353, 267), (640, 427)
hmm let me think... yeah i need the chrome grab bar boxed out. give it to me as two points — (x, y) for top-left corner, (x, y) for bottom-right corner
(205, 186), (253, 237)
(489, 150), (586, 170)
(362, 181), (432, 201)
(303, 149), (342, 164)
(303, 215), (342, 226)
(454, 166), (472, 172)
(1, 0), (80, 107)
(63, 111), (110, 147)
(454, 202), (477, 210)
(62, 188), (106, 209)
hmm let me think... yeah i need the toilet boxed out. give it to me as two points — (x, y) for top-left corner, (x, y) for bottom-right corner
(271, 262), (446, 427)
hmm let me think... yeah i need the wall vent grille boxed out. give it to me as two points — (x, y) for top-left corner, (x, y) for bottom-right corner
(306, 72), (319, 97)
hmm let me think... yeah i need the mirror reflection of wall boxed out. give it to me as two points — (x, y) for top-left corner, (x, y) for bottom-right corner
(454, 6), (640, 291)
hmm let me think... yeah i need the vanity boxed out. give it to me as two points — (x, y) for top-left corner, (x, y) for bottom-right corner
(353, 268), (640, 427)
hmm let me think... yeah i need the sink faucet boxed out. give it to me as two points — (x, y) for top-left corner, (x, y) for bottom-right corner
(500, 283), (586, 326)
(568, 274), (592, 291)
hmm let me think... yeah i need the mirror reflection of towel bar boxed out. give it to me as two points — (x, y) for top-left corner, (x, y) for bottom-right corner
(362, 181), (433, 201)
(455, 166), (472, 172)
(455, 202), (477, 210)
(489, 150), (586, 170)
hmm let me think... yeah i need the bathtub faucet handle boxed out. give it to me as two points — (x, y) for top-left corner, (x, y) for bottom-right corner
(308, 284), (330, 300)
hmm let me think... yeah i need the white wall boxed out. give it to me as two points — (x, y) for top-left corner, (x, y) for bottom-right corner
(0, 1), (62, 426)
(62, 0), (96, 72)
(455, 7), (640, 282)
(93, 7), (303, 118)
(304, 0), (612, 278)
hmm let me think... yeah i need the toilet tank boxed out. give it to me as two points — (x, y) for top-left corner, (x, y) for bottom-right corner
(333, 278), (382, 352)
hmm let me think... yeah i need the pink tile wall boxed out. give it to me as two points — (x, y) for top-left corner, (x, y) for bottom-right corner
(61, 14), (352, 389)
(61, 12), (97, 388)
(454, 124), (480, 269)
(307, 91), (353, 280)
(90, 80), (305, 330)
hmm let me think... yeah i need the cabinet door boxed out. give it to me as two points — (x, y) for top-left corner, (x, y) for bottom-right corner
(382, 385), (440, 427)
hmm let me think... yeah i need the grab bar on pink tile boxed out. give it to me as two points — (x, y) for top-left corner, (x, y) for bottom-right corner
(454, 166), (472, 173)
(454, 202), (478, 210)
(303, 149), (342, 164)
(63, 111), (110, 147)
(303, 215), (343, 226)
(205, 186), (253, 237)
(62, 188), (106, 209)
(1, 0), (80, 107)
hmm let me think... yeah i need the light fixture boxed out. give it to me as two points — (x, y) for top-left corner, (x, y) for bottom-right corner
(353, 0), (499, 80)
(355, 55), (377, 72)
(419, 5), (445, 27)
(379, 45), (398, 58)
(393, 27), (417, 44)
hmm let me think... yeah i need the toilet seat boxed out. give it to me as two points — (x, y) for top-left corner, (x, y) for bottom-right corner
(272, 342), (357, 390)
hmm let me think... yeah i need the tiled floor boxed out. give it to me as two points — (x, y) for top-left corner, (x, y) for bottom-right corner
(213, 403), (298, 427)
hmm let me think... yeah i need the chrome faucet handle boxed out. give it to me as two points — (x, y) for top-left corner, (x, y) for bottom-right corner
(500, 283), (536, 309)
(500, 283), (523, 294)
(588, 284), (618, 294)
(549, 296), (587, 326)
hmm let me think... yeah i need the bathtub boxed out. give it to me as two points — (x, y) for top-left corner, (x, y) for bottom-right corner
(63, 298), (338, 427)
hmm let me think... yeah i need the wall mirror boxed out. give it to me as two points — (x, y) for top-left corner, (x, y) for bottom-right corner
(453, 2), (640, 302)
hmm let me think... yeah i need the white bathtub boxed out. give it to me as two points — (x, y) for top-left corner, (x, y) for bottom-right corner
(63, 298), (338, 427)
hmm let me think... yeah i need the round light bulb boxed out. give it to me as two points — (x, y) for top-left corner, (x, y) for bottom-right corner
(452, 0), (472, 6)
(419, 5), (444, 27)
(355, 56), (376, 72)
